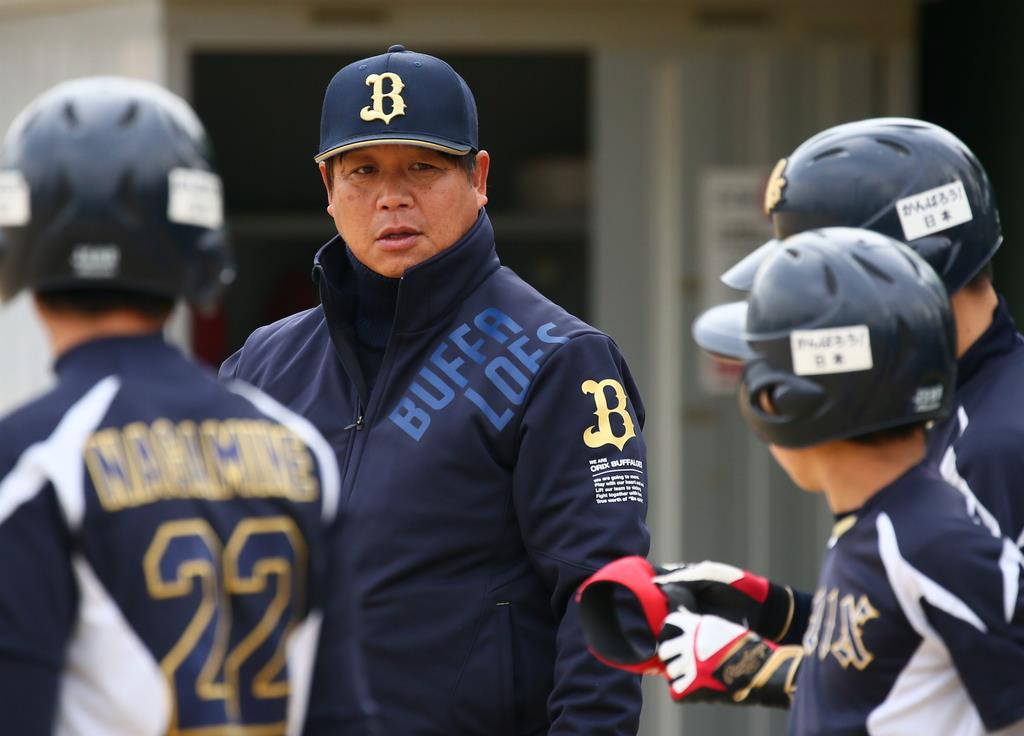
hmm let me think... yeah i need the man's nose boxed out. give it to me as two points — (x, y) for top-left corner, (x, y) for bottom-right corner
(377, 174), (413, 210)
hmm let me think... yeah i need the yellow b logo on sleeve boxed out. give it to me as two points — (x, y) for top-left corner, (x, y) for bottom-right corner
(360, 72), (407, 125)
(582, 379), (637, 451)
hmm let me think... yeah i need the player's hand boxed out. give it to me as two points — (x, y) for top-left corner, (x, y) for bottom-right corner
(657, 608), (800, 708)
(653, 561), (796, 642)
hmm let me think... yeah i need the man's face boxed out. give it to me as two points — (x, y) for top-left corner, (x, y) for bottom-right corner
(320, 145), (489, 278)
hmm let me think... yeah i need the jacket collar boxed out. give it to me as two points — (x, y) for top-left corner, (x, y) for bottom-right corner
(957, 295), (1022, 390)
(312, 209), (500, 333)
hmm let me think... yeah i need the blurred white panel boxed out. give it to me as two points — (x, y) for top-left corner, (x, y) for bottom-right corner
(0, 293), (53, 414)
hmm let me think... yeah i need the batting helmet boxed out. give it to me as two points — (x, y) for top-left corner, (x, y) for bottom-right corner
(0, 76), (233, 307)
(695, 227), (956, 448)
(723, 118), (1001, 294)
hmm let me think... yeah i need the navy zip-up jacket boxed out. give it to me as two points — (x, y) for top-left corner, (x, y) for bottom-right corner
(926, 296), (1024, 544)
(222, 211), (650, 735)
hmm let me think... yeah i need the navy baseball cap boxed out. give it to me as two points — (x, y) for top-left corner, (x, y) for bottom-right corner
(315, 44), (478, 163)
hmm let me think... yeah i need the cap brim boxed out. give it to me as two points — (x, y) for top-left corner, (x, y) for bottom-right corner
(720, 239), (783, 291)
(315, 134), (473, 163)
(692, 301), (753, 362)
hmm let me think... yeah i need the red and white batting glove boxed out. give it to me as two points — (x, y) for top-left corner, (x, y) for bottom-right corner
(654, 561), (797, 642)
(657, 608), (801, 708)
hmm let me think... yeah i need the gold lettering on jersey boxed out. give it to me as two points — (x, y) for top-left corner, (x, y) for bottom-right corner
(360, 72), (406, 125)
(817, 588), (839, 661)
(764, 157), (787, 215)
(84, 428), (134, 508)
(803, 588), (825, 655)
(831, 594), (879, 670)
(84, 418), (319, 512)
(803, 587), (879, 671)
(582, 379), (637, 451)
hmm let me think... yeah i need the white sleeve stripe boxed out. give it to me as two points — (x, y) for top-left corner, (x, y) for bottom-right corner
(939, 404), (1024, 618)
(938, 406), (1001, 539)
(999, 538), (1023, 624)
(956, 405), (969, 434)
(225, 380), (340, 524)
(0, 376), (120, 532)
(877, 513), (987, 635)
(57, 554), (169, 736)
(285, 611), (322, 736)
(0, 461), (46, 530)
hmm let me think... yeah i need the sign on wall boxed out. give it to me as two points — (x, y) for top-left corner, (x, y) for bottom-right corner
(697, 167), (775, 395)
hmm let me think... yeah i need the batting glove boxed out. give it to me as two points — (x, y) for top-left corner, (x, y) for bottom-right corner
(654, 561), (797, 642)
(657, 608), (801, 708)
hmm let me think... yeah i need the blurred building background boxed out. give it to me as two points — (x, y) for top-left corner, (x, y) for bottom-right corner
(0, 0), (1018, 733)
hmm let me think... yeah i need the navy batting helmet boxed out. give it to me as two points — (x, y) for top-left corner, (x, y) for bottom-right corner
(723, 118), (1001, 295)
(0, 76), (233, 307)
(695, 227), (956, 448)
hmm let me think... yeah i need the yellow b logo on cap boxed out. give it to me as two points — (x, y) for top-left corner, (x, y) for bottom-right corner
(360, 72), (406, 125)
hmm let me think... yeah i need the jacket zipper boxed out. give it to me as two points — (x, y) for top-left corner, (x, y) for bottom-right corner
(344, 409), (365, 431)
(335, 275), (404, 501)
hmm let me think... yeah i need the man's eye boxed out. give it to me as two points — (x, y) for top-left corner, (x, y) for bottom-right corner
(411, 162), (437, 171)
(352, 165), (376, 175)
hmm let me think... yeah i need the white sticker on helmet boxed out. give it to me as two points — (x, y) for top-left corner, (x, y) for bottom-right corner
(895, 179), (972, 241)
(167, 168), (223, 229)
(790, 325), (873, 376)
(0, 170), (30, 226)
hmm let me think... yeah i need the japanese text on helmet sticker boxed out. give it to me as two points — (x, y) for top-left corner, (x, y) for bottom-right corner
(168, 168), (223, 229)
(895, 180), (972, 241)
(790, 325), (873, 376)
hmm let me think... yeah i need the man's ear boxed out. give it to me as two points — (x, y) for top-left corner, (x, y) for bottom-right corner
(472, 150), (490, 209)
(319, 160), (335, 217)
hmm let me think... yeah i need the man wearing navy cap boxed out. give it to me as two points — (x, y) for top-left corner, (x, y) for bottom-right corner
(222, 46), (650, 735)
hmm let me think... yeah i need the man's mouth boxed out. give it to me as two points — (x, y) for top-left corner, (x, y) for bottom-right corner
(376, 227), (421, 250)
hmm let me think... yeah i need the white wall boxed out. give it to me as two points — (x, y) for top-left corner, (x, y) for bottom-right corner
(0, 0), (169, 413)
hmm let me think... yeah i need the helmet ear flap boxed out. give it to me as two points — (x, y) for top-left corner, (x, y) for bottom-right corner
(740, 364), (828, 445)
(772, 378), (828, 419)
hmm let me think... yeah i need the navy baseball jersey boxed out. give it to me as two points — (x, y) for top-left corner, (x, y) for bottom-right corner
(789, 463), (1024, 735)
(0, 334), (376, 735)
(927, 297), (1024, 547)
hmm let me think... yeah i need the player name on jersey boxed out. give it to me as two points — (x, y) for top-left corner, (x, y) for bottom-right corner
(84, 418), (320, 511)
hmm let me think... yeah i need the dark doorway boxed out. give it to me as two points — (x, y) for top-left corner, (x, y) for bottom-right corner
(920, 0), (1024, 317)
